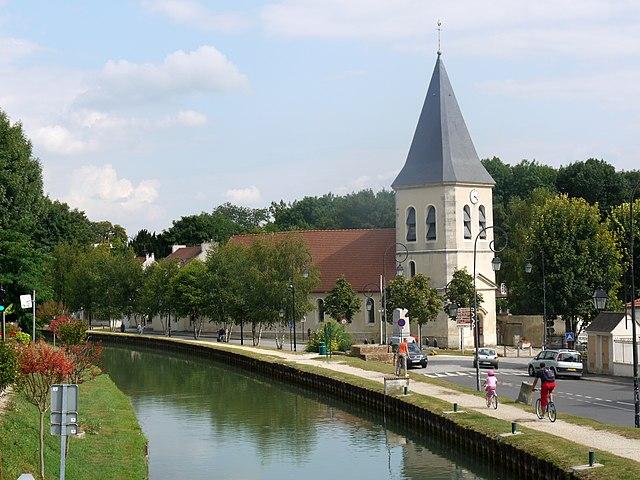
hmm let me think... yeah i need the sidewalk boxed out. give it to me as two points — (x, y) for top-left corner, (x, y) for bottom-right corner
(184, 338), (640, 464)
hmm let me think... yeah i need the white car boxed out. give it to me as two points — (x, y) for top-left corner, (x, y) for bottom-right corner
(528, 349), (583, 378)
(473, 348), (499, 369)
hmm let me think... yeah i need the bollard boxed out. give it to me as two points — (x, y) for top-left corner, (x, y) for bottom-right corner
(589, 451), (595, 467)
(511, 422), (517, 434)
(453, 403), (458, 412)
(517, 347), (520, 358)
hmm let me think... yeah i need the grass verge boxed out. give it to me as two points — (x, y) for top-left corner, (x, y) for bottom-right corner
(0, 374), (147, 480)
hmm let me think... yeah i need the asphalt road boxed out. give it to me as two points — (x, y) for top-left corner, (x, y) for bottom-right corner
(419, 354), (637, 427)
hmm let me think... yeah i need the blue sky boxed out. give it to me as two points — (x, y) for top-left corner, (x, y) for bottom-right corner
(1, 1), (639, 233)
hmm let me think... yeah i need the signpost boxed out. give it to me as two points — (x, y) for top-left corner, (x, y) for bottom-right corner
(50, 384), (79, 480)
(456, 307), (472, 327)
(20, 291), (36, 341)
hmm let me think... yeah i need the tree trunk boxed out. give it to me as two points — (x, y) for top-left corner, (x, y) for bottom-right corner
(39, 410), (45, 479)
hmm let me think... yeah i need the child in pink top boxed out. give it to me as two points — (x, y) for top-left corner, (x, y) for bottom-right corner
(483, 369), (497, 406)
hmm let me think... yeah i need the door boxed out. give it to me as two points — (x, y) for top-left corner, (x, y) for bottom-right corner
(601, 336), (610, 373)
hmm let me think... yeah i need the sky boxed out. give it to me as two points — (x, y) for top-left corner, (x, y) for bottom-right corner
(1, 1), (640, 234)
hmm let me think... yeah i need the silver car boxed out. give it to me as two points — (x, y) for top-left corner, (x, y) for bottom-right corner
(473, 347), (499, 369)
(528, 349), (583, 378)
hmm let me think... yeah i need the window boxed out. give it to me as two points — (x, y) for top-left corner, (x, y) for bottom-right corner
(426, 206), (436, 240)
(463, 205), (472, 239)
(317, 299), (325, 322)
(406, 207), (416, 242)
(366, 298), (375, 324)
(409, 260), (416, 278)
(479, 205), (486, 239)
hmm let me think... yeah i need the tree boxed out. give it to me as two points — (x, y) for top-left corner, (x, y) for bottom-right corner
(608, 199), (640, 302)
(323, 277), (361, 323)
(90, 220), (127, 244)
(0, 341), (18, 392)
(34, 198), (95, 250)
(129, 229), (170, 258)
(556, 158), (628, 215)
(16, 341), (74, 479)
(444, 268), (482, 310)
(172, 260), (209, 339)
(139, 258), (179, 333)
(524, 195), (622, 332)
(36, 300), (67, 326)
(386, 274), (442, 341)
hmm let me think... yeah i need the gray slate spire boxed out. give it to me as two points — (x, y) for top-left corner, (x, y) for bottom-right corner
(392, 55), (494, 189)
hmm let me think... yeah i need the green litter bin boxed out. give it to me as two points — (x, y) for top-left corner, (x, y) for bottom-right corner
(319, 342), (327, 355)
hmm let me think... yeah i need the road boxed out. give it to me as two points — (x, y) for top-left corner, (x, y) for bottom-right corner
(419, 354), (637, 427)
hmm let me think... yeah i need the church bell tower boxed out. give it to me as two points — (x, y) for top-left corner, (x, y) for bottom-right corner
(392, 52), (497, 348)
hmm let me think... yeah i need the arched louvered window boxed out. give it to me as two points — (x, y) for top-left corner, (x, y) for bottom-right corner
(366, 298), (375, 324)
(479, 205), (487, 239)
(409, 261), (416, 278)
(463, 205), (472, 239)
(406, 207), (416, 242)
(426, 206), (436, 240)
(317, 299), (325, 322)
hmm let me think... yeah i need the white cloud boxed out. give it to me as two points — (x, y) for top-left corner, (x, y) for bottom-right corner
(0, 37), (42, 63)
(171, 110), (207, 127)
(225, 186), (262, 205)
(31, 125), (96, 155)
(78, 45), (250, 107)
(65, 165), (161, 223)
(142, 0), (248, 32)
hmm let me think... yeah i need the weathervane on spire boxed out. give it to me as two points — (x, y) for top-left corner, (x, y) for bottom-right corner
(437, 20), (442, 56)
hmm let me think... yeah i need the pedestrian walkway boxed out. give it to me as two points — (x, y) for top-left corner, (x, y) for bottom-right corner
(423, 368), (529, 379)
(181, 338), (640, 464)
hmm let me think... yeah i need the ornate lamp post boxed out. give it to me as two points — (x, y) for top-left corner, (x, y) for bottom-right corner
(289, 267), (309, 352)
(381, 242), (408, 344)
(592, 287), (608, 311)
(473, 225), (507, 391)
(525, 251), (548, 349)
(629, 178), (640, 428)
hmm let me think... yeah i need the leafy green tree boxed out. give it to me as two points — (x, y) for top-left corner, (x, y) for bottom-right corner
(0, 111), (44, 234)
(608, 199), (640, 301)
(444, 268), (481, 310)
(323, 277), (361, 323)
(172, 260), (209, 339)
(129, 229), (170, 258)
(139, 258), (180, 333)
(523, 195), (621, 332)
(306, 320), (353, 353)
(556, 158), (628, 215)
(34, 198), (95, 250)
(386, 274), (442, 341)
(91, 220), (127, 244)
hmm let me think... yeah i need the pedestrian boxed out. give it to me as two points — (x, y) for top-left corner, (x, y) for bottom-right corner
(137, 323), (143, 335)
(395, 338), (409, 377)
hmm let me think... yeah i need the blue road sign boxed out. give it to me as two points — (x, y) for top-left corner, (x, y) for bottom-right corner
(564, 332), (575, 342)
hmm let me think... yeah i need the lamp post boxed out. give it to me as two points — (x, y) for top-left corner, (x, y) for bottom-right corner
(629, 178), (640, 428)
(290, 267), (309, 352)
(473, 225), (507, 391)
(382, 243), (408, 345)
(525, 251), (548, 349)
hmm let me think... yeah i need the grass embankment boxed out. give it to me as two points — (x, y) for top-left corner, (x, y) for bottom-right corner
(0, 374), (147, 480)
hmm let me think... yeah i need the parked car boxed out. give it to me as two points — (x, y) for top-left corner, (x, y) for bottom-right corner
(407, 342), (428, 369)
(473, 348), (499, 369)
(528, 349), (583, 378)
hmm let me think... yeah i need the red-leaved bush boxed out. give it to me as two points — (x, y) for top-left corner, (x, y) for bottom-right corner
(49, 315), (73, 336)
(65, 342), (103, 384)
(17, 341), (75, 479)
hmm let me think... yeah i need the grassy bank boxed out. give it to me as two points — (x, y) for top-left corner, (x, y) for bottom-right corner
(0, 374), (147, 480)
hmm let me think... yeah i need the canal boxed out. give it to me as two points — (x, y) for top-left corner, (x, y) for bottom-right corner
(102, 346), (514, 480)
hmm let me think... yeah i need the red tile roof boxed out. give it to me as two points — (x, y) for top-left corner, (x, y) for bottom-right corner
(627, 298), (640, 308)
(231, 229), (397, 293)
(166, 246), (202, 265)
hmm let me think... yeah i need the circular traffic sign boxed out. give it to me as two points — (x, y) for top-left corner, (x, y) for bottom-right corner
(398, 318), (406, 327)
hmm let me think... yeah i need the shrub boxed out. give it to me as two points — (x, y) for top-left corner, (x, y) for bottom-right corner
(0, 341), (18, 391)
(65, 342), (103, 384)
(51, 316), (87, 345)
(14, 331), (31, 345)
(306, 320), (353, 353)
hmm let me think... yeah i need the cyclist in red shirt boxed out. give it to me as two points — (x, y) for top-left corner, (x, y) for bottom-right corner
(531, 362), (556, 411)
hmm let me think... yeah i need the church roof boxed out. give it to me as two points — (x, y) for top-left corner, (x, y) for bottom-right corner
(230, 229), (396, 293)
(392, 55), (494, 189)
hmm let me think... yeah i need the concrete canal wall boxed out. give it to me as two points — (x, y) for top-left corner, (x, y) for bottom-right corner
(91, 332), (578, 480)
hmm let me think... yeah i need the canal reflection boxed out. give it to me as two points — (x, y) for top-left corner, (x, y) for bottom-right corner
(102, 346), (512, 480)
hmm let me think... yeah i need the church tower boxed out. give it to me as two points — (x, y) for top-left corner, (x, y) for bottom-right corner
(392, 53), (497, 348)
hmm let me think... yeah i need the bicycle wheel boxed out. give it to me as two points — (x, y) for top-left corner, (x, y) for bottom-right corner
(492, 394), (498, 410)
(547, 402), (557, 422)
(535, 399), (544, 419)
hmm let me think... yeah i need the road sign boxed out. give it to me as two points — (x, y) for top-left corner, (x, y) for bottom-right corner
(50, 384), (79, 480)
(456, 307), (472, 326)
(51, 384), (79, 414)
(51, 412), (78, 425)
(564, 332), (575, 342)
(50, 424), (78, 436)
(20, 294), (32, 309)
(397, 318), (406, 327)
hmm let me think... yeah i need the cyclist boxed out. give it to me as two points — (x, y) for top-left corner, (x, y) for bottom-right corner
(483, 369), (497, 407)
(531, 362), (556, 413)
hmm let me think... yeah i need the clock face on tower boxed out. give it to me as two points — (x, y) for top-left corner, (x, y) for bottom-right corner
(470, 189), (479, 204)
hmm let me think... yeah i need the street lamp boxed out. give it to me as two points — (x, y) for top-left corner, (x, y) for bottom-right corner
(628, 178), (640, 428)
(592, 287), (608, 311)
(382, 242), (409, 345)
(525, 252), (548, 349)
(473, 225), (508, 391)
(290, 266), (310, 353)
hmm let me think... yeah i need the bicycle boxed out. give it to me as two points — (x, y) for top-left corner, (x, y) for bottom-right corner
(486, 389), (498, 409)
(534, 389), (557, 422)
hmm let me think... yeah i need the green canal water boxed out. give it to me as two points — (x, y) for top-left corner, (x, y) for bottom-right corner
(102, 346), (513, 480)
